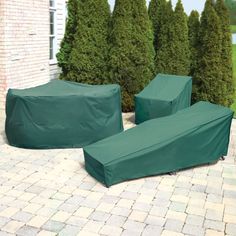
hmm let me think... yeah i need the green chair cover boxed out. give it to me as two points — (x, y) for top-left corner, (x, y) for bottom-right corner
(135, 74), (192, 124)
(84, 102), (233, 187)
(5, 80), (123, 149)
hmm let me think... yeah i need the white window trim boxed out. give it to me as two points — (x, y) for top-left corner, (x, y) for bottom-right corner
(49, 1), (58, 65)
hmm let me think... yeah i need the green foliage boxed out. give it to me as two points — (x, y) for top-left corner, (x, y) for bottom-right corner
(231, 25), (236, 33)
(148, 0), (167, 52)
(233, 45), (236, 76)
(152, 1), (174, 74)
(57, 0), (233, 110)
(152, 0), (190, 75)
(188, 11), (200, 76)
(109, 0), (155, 112)
(66, 0), (110, 84)
(188, 10), (200, 102)
(215, 0), (234, 107)
(170, 0), (190, 75)
(225, 0), (236, 25)
(230, 45), (236, 114)
(194, 0), (223, 104)
(56, 0), (78, 78)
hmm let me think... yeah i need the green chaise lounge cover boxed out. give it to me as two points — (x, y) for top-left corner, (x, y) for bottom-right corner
(84, 102), (233, 187)
(135, 73), (192, 124)
(5, 80), (123, 149)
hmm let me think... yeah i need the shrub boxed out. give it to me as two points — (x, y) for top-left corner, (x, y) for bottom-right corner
(109, 0), (155, 111)
(151, 0), (190, 75)
(215, 0), (234, 106)
(56, 0), (78, 78)
(170, 0), (190, 75)
(188, 10), (200, 103)
(67, 0), (110, 84)
(194, 0), (223, 104)
(148, 0), (167, 52)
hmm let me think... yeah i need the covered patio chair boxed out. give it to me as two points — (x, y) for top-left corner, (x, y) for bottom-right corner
(135, 73), (192, 124)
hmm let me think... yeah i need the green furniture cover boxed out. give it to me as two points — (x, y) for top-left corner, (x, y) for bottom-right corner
(135, 73), (192, 124)
(5, 80), (123, 149)
(84, 102), (233, 187)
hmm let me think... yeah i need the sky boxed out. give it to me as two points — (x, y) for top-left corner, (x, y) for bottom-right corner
(108, 0), (206, 15)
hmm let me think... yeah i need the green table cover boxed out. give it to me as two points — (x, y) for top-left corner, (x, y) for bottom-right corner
(84, 102), (233, 187)
(135, 73), (192, 124)
(5, 80), (123, 149)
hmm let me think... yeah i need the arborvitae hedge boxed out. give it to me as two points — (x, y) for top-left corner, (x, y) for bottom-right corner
(194, 0), (223, 104)
(150, 0), (189, 76)
(215, 0), (234, 107)
(170, 0), (190, 75)
(57, 0), (233, 109)
(109, 0), (155, 112)
(66, 0), (110, 84)
(153, 0), (174, 74)
(148, 0), (167, 52)
(56, 0), (78, 78)
(188, 11), (200, 76)
(188, 10), (200, 103)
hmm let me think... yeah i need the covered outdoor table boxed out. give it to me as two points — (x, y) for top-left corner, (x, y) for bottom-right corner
(5, 80), (123, 149)
(135, 73), (192, 124)
(84, 102), (233, 187)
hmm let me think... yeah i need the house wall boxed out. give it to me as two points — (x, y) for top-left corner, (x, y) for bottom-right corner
(0, 1), (6, 118)
(0, 0), (66, 114)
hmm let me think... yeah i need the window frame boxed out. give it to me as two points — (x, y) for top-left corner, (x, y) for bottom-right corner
(49, 0), (57, 65)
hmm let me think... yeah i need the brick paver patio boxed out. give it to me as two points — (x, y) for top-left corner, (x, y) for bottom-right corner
(0, 112), (235, 236)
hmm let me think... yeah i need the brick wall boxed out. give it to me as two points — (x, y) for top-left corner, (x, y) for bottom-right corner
(0, 1), (7, 117)
(0, 0), (66, 114)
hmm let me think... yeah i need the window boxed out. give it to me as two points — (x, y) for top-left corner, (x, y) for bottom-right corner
(49, 0), (57, 62)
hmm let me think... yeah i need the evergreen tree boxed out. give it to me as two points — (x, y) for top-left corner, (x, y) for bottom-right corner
(154, 0), (174, 74)
(194, 0), (223, 104)
(225, 0), (236, 25)
(215, 0), (234, 107)
(148, 0), (167, 52)
(56, 0), (78, 78)
(154, 0), (189, 75)
(188, 11), (200, 76)
(188, 10), (200, 103)
(67, 0), (110, 84)
(170, 0), (190, 75)
(109, 0), (155, 112)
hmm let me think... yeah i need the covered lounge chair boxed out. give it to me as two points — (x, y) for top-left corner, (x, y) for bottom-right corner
(84, 102), (233, 187)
